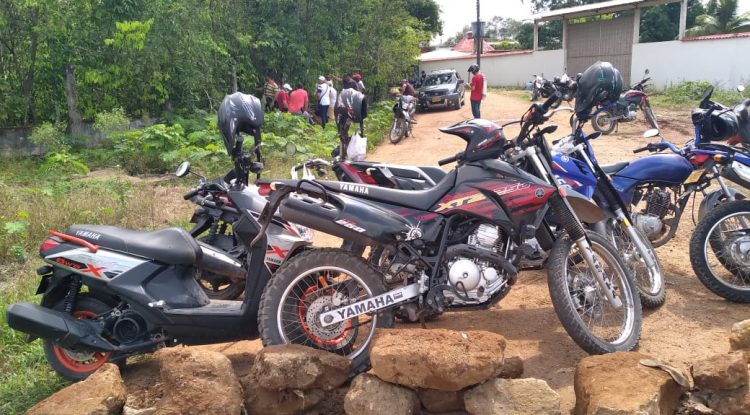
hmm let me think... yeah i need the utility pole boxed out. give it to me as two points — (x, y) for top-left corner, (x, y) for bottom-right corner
(476, 0), (481, 67)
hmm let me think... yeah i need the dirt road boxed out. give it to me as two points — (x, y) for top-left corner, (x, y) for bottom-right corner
(365, 91), (749, 412)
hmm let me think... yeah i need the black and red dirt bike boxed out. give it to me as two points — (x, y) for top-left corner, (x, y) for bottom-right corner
(592, 69), (659, 134)
(255, 94), (642, 375)
(5, 93), (280, 380)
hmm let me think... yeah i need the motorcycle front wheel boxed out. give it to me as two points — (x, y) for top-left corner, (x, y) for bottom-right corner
(610, 222), (665, 308)
(547, 231), (641, 354)
(690, 200), (750, 302)
(258, 249), (394, 376)
(389, 118), (406, 144)
(642, 104), (659, 130)
(592, 111), (617, 135)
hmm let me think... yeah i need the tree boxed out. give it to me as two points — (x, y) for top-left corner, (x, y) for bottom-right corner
(686, 0), (750, 36)
(528, 0), (605, 12)
(640, 0), (705, 42)
(405, 0), (442, 35)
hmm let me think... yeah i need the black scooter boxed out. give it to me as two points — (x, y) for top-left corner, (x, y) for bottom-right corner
(5, 93), (274, 379)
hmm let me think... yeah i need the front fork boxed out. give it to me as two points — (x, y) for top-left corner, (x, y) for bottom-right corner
(573, 236), (623, 308)
(613, 208), (658, 270)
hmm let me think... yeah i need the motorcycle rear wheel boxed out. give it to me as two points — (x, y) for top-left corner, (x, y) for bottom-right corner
(389, 119), (406, 144)
(643, 104), (659, 130)
(547, 231), (641, 354)
(592, 111), (617, 135)
(258, 249), (394, 376)
(610, 223), (665, 309)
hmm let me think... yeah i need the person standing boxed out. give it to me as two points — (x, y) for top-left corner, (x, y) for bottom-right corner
(353, 73), (365, 94)
(275, 83), (291, 112)
(288, 83), (309, 115)
(419, 70), (427, 87)
(400, 79), (416, 96)
(466, 64), (486, 119)
(326, 76), (337, 124)
(262, 75), (279, 112)
(315, 75), (331, 128)
(342, 74), (357, 90)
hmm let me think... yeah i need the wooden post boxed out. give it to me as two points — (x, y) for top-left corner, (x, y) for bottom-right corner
(633, 7), (641, 44)
(678, 0), (687, 40)
(562, 18), (568, 71)
(533, 21), (539, 51)
(476, 0), (481, 66)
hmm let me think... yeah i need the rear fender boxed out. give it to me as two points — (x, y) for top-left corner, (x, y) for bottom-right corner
(698, 188), (746, 221)
(565, 188), (607, 224)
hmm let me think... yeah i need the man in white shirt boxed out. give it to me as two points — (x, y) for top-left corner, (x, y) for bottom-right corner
(315, 76), (331, 128)
(326, 75), (337, 124)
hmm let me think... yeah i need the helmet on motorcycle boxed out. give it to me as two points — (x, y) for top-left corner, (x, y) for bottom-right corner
(553, 76), (560, 83)
(468, 64), (480, 74)
(218, 92), (264, 157)
(694, 107), (740, 142)
(574, 61), (623, 121)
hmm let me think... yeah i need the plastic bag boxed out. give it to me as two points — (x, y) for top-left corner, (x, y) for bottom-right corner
(347, 132), (367, 161)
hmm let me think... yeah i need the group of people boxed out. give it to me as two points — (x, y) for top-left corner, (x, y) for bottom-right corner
(261, 73), (366, 128)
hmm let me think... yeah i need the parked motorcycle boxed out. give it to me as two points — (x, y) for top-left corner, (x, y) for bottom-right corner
(531, 73), (577, 109)
(257, 93), (642, 375)
(389, 95), (416, 144)
(592, 69), (658, 134)
(5, 93), (281, 380)
(530, 73), (555, 101)
(179, 160), (312, 300)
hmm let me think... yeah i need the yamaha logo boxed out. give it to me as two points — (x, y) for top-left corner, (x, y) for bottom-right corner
(535, 188), (545, 198)
(324, 315), (334, 324)
(339, 183), (369, 194)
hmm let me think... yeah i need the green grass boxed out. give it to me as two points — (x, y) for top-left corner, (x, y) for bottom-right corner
(643, 81), (749, 111)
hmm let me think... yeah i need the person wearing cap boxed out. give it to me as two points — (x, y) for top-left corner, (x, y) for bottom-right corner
(353, 73), (365, 93)
(400, 79), (416, 97)
(466, 64), (486, 118)
(315, 75), (331, 128)
(275, 83), (292, 112)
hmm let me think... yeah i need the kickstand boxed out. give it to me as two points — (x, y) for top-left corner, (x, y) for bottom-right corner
(419, 314), (427, 329)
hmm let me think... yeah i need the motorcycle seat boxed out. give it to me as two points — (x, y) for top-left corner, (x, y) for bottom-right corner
(601, 162), (630, 174)
(65, 225), (201, 265)
(420, 166), (448, 183)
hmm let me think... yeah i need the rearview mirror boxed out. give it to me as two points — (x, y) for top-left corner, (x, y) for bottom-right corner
(175, 161), (191, 177)
(643, 129), (660, 138)
(738, 85), (746, 93)
(645, 69), (650, 75)
(285, 141), (297, 156)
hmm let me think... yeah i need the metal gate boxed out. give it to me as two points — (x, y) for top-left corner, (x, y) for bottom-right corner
(565, 13), (633, 84)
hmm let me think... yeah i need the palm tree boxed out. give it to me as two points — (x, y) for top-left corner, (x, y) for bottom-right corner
(685, 0), (750, 36)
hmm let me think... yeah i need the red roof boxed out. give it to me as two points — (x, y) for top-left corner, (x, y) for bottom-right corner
(453, 32), (495, 53)
(683, 32), (750, 41)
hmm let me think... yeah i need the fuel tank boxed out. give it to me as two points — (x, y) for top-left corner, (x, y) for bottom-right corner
(550, 153), (598, 198)
(610, 153), (694, 202)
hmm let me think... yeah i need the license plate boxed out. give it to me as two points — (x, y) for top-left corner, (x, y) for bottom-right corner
(683, 169), (704, 184)
(431, 96), (442, 103)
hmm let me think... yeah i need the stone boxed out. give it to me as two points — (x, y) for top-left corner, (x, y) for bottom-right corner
(251, 344), (350, 391)
(499, 355), (524, 379)
(574, 352), (688, 415)
(301, 386), (348, 415)
(194, 340), (263, 378)
(692, 352), (748, 391)
(370, 329), (506, 391)
(27, 363), (126, 415)
(417, 388), (465, 413)
(464, 378), (561, 415)
(704, 385), (750, 415)
(344, 373), (421, 415)
(122, 357), (162, 415)
(151, 347), (243, 415)
(730, 319), (750, 354)
(242, 372), (324, 415)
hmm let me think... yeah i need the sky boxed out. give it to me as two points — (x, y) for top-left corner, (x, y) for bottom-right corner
(433, 0), (750, 45)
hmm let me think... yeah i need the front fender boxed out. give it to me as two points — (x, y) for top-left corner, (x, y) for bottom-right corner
(698, 188), (746, 221)
(565, 188), (607, 224)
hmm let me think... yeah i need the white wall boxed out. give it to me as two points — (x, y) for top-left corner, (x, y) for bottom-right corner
(632, 38), (750, 90)
(419, 49), (564, 88)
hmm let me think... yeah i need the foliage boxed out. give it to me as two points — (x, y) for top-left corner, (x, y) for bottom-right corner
(650, 80), (750, 108)
(93, 107), (130, 137)
(28, 122), (67, 153)
(405, 0), (442, 36)
(686, 0), (750, 36)
(640, 1), (705, 43)
(490, 40), (522, 50)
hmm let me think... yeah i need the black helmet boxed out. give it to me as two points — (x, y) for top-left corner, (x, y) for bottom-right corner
(468, 64), (479, 74)
(574, 61), (623, 121)
(218, 92), (264, 157)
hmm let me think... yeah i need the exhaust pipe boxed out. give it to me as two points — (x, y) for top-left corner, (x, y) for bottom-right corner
(6, 302), (116, 352)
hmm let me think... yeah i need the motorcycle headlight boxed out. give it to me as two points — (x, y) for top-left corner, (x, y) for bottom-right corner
(291, 223), (314, 242)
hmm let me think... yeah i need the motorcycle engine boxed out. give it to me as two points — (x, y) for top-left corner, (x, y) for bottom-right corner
(633, 188), (671, 240)
(444, 224), (511, 305)
(625, 103), (637, 121)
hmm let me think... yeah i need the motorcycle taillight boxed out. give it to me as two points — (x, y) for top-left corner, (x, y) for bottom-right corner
(258, 182), (272, 197)
(39, 237), (60, 254)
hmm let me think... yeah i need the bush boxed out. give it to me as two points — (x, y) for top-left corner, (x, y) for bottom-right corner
(653, 80), (750, 108)
(93, 107), (130, 137)
(28, 122), (67, 153)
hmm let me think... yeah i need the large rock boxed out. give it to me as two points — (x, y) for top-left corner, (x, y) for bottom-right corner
(704, 385), (750, 415)
(242, 372), (324, 415)
(122, 357), (162, 415)
(344, 373), (421, 415)
(692, 352), (748, 391)
(151, 347), (243, 415)
(574, 352), (688, 415)
(499, 355), (524, 379)
(195, 340), (263, 378)
(370, 329), (506, 391)
(27, 363), (126, 415)
(251, 344), (350, 391)
(417, 388), (465, 413)
(464, 378), (561, 415)
(730, 320), (750, 354)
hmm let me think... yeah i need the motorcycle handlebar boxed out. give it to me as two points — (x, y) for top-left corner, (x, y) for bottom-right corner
(541, 92), (561, 113)
(438, 152), (463, 166)
(633, 145), (649, 153)
(183, 188), (201, 200)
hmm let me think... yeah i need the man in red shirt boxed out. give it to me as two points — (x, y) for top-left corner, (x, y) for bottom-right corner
(288, 83), (309, 114)
(466, 64), (485, 118)
(275, 83), (291, 112)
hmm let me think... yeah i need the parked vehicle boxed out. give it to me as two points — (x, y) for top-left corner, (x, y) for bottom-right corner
(530, 73), (555, 101)
(531, 73), (577, 108)
(4, 93), (282, 380)
(180, 161), (312, 300)
(417, 69), (465, 111)
(389, 95), (417, 144)
(592, 69), (658, 134)
(257, 92), (642, 375)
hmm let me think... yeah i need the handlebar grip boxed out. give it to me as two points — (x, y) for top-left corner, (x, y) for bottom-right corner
(541, 92), (561, 112)
(633, 146), (649, 154)
(183, 188), (200, 200)
(438, 152), (462, 166)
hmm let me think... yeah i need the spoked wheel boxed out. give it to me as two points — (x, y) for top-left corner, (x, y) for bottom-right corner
(259, 249), (394, 375)
(592, 111), (617, 135)
(43, 296), (113, 380)
(389, 118), (406, 144)
(642, 104), (659, 130)
(610, 222), (665, 309)
(547, 232), (641, 354)
(690, 200), (750, 302)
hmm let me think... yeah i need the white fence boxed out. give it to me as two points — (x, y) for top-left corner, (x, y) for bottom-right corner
(420, 36), (750, 90)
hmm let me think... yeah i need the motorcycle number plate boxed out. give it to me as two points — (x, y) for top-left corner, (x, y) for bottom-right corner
(431, 96), (442, 103)
(683, 169), (704, 184)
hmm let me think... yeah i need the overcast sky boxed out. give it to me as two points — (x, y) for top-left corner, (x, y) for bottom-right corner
(433, 0), (750, 45)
